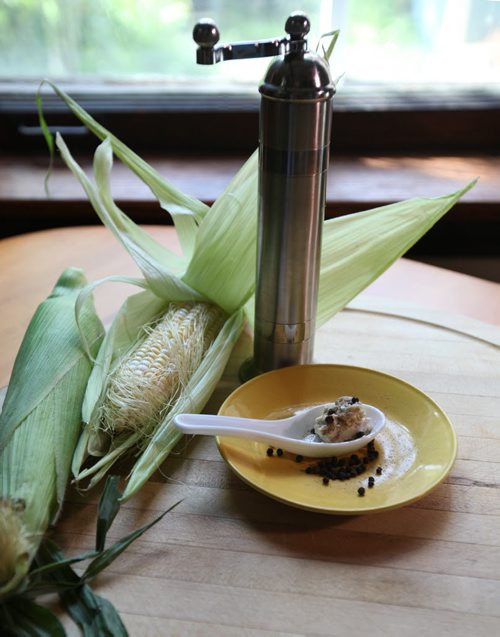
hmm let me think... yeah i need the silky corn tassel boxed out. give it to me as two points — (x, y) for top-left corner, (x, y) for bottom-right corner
(100, 302), (226, 439)
(0, 499), (31, 591)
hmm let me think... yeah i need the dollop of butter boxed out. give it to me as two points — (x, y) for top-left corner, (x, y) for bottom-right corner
(314, 396), (369, 443)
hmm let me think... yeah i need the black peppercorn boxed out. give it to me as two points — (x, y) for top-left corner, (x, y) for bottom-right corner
(276, 448), (283, 456)
(376, 466), (383, 475)
(295, 454), (303, 463)
(358, 486), (365, 496)
(266, 447), (274, 456)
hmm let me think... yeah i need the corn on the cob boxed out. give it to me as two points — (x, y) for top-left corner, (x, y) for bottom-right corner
(0, 268), (103, 598)
(97, 302), (226, 443)
(72, 298), (245, 499)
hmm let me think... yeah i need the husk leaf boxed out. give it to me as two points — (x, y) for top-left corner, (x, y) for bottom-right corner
(0, 268), (104, 597)
(182, 151), (259, 314)
(317, 179), (478, 325)
(39, 81), (208, 258)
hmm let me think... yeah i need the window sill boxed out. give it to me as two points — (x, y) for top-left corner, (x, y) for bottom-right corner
(1, 151), (498, 267)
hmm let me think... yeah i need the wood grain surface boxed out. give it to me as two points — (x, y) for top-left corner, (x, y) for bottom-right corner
(1, 226), (499, 636)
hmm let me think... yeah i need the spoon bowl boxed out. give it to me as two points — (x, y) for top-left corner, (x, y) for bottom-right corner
(174, 403), (385, 457)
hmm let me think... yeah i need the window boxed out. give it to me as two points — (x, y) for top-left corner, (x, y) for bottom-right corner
(2, 1), (500, 89)
(1, 0), (500, 152)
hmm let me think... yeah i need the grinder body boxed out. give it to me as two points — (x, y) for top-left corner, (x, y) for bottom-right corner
(256, 49), (334, 371)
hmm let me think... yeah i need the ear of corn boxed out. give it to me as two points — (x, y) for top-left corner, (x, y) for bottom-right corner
(73, 302), (244, 499)
(120, 307), (246, 500)
(81, 288), (167, 428)
(100, 302), (226, 438)
(37, 86), (476, 502)
(84, 301), (226, 462)
(0, 268), (104, 598)
(55, 133), (252, 499)
(71, 286), (171, 483)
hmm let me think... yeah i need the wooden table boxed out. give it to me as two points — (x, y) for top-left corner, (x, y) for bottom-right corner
(1, 226), (500, 636)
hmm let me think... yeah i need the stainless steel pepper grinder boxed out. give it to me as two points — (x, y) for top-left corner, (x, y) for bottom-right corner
(193, 12), (335, 377)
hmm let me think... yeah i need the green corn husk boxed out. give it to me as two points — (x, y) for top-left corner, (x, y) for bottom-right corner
(38, 83), (476, 502)
(0, 268), (104, 598)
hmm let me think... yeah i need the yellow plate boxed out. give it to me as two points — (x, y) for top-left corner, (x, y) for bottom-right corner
(216, 364), (457, 515)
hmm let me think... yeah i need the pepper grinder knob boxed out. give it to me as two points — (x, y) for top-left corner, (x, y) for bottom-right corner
(193, 18), (220, 47)
(285, 12), (310, 39)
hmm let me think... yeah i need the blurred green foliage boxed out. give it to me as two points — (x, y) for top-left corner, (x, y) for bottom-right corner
(349, 0), (418, 45)
(0, 0), (326, 79)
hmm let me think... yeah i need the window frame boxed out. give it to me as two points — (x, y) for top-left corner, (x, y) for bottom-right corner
(1, 82), (500, 154)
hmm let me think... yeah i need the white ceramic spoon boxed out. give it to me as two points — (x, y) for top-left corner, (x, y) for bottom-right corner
(173, 403), (385, 458)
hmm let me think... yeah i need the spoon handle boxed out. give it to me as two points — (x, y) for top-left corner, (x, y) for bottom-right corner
(174, 413), (285, 441)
